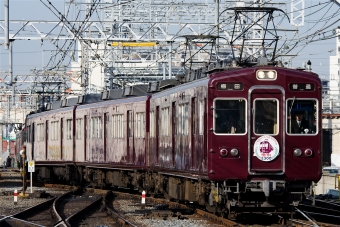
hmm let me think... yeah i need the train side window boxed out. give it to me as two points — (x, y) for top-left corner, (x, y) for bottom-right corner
(199, 100), (204, 135)
(76, 118), (83, 140)
(91, 117), (102, 138)
(37, 123), (44, 141)
(178, 103), (189, 135)
(105, 114), (109, 138)
(66, 119), (72, 140)
(136, 112), (145, 138)
(128, 111), (133, 138)
(214, 99), (246, 134)
(112, 114), (124, 138)
(150, 111), (155, 138)
(26, 125), (30, 142)
(161, 107), (170, 136)
(51, 121), (59, 141)
(286, 99), (317, 135)
(192, 97), (196, 135)
(254, 99), (278, 135)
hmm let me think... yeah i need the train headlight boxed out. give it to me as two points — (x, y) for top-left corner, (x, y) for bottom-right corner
(220, 148), (228, 157)
(294, 149), (302, 156)
(267, 71), (275, 79)
(256, 70), (277, 80)
(257, 71), (265, 79)
(230, 148), (239, 156)
(304, 149), (313, 157)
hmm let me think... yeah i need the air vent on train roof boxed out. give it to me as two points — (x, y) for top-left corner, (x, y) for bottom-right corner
(78, 95), (84, 104)
(60, 96), (78, 107)
(101, 89), (123, 100)
(80, 94), (102, 104)
(159, 79), (178, 90)
(45, 103), (52, 110)
(147, 81), (159, 93)
(122, 84), (148, 97)
(78, 94), (104, 104)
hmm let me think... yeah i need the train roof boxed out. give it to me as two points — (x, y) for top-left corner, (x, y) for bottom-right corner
(76, 95), (150, 110)
(150, 77), (209, 99)
(29, 59), (320, 115)
(26, 105), (75, 119)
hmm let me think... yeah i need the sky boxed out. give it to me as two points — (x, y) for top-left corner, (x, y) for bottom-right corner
(0, 0), (339, 83)
(0, 1), (65, 76)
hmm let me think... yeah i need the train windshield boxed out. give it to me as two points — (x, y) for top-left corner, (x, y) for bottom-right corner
(254, 99), (278, 135)
(287, 99), (317, 135)
(214, 99), (246, 134)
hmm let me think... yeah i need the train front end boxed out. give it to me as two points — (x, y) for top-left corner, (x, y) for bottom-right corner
(207, 66), (322, 216)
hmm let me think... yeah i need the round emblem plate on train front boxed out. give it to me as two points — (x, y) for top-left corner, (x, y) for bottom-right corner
(253, 135), (280, 162)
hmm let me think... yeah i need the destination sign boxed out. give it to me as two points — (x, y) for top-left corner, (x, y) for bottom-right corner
(217, 83), (243, 91)
(289, 83), (314, 91)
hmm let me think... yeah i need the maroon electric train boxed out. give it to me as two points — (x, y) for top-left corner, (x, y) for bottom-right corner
(17, 61), (322, 218)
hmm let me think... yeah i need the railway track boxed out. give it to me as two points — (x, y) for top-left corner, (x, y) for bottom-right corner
(1, 169), (340, 226)
(111, 191), (227, 227)
(0, 188), (130, 227)
(0, 171), (224, 227)
(293, 198), (340, 226)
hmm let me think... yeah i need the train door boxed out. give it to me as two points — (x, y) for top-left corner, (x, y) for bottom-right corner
(191, 97), (196, 169)
(250, 89), (284, 174)
(203, 98), (207, 169)
(104, 113), (108, 162)
(84, 115), (87, 161)
(156, 106), (160, 165)
(172, 102), (176, 167)
(127, 111), (134, 163)
(32, 123), (35, 160)
(45, 120), (48, 160)
(60, 118), (63, 160)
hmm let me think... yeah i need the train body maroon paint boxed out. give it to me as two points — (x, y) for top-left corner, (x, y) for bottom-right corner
(20, 64), (322, 218)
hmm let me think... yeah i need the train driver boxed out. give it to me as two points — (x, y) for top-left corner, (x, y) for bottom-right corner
(291, 111), (309, 133)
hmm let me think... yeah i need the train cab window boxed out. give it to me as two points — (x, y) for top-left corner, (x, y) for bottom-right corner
(254, 99), (278, 135)
(214, 99), (246, 134)
(287, 99), (317, 135)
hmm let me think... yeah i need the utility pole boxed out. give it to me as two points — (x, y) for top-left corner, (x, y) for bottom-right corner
(215, 0), (219, 55)
(291, 0), (304, 26)
(4, 0), (15, 162)
(4, 0), (9, 50)
(7, 40), (15, 158)
(333, 0), (340, 7)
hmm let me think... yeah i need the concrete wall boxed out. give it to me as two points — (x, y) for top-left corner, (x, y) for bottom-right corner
(315, 173), (339, 195)
(322, 118), (340, 166)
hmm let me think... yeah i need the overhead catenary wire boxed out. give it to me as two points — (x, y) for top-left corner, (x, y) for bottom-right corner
(29, 0), (340, 87)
